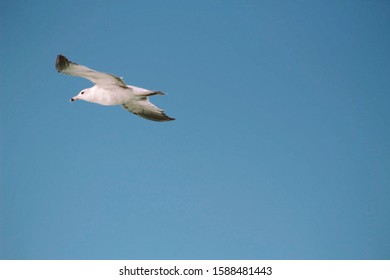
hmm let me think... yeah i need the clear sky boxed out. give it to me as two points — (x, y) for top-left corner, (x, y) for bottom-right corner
(1, 0), (389, 260)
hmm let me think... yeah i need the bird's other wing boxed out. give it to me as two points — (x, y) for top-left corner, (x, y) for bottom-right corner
(122, 97), (175, 122)
(55, 54), (127, 88)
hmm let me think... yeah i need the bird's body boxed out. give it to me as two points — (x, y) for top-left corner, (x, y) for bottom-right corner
(55, 54), (175, 122)
(77, 85), (141, 106)
(80, 86), (129, 105)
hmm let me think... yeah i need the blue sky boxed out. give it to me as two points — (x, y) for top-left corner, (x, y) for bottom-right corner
(1, 0), (389, 259)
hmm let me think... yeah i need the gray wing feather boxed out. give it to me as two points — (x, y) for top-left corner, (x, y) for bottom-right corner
(55, 54), (127, 88)
(122, 98), (175, 122)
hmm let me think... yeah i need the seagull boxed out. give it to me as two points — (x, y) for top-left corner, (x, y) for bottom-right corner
(55, 54), (175, 122)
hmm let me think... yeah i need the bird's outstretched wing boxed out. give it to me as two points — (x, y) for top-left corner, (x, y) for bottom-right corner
(55, 54), (127, 88)
(122, 97), (175, 122)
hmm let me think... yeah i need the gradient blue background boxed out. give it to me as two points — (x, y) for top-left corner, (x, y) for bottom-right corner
(1, 0), (389, 259)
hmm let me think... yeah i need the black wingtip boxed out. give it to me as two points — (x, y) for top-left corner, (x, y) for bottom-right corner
(149, 113), (175, 122)
(55, 54), (70, 72)
(161, 112), (175, 121)
(149, 114), (175, 122)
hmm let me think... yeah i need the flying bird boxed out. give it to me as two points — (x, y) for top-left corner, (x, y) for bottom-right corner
(55, 54), (175, 122)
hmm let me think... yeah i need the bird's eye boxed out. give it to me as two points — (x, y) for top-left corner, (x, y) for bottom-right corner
(81, 91), (84, 94)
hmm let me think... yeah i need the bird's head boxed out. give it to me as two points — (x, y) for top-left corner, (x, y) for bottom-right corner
(70, 88), (90, 102)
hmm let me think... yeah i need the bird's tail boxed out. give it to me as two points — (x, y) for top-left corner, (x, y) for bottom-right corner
(137, 90), (166, 97)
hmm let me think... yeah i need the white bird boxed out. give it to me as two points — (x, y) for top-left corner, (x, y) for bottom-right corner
(55, 54), (175, 122)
